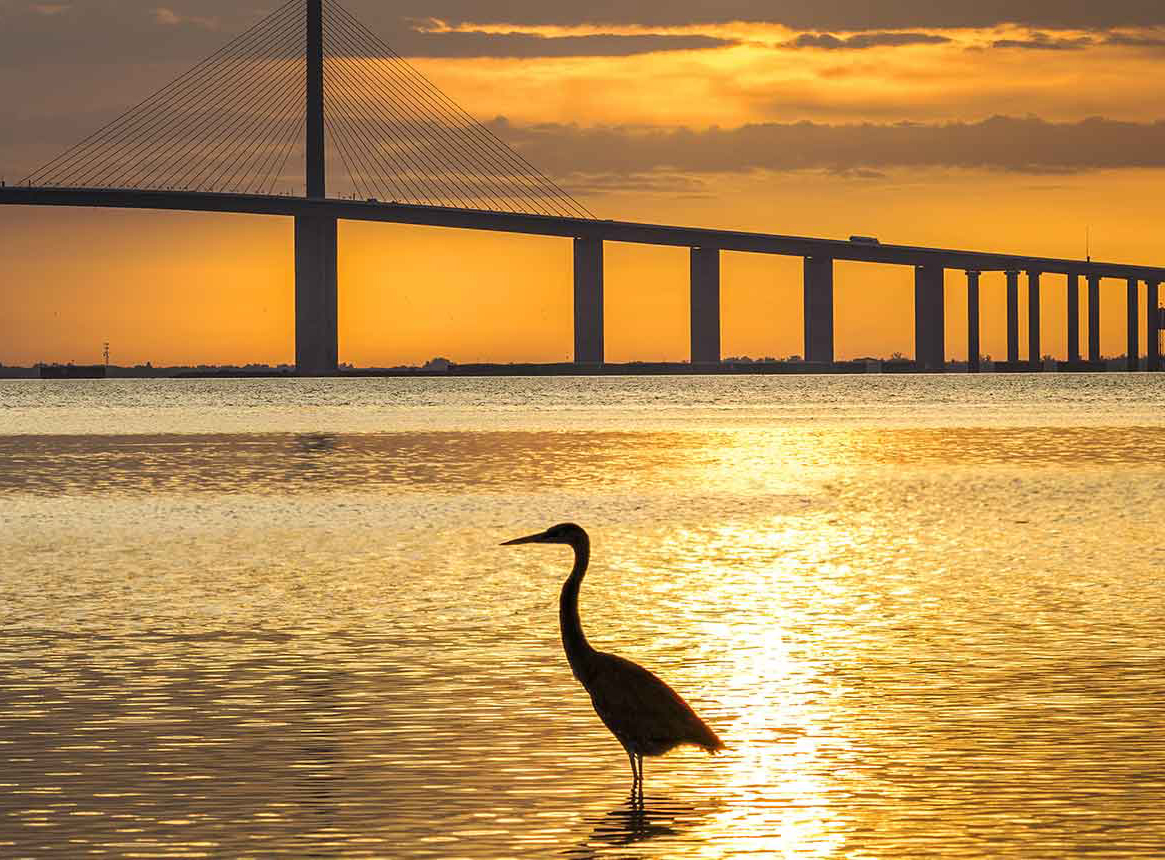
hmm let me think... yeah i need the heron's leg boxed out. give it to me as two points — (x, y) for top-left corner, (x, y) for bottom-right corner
(626, 749), (638, 796)
(636, 754), (644, 805)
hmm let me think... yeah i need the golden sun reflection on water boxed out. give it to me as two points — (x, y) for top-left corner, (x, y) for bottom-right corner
(681, 520), (850, 859)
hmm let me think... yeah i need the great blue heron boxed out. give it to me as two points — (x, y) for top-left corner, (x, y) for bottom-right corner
(502, 523), (723, 801)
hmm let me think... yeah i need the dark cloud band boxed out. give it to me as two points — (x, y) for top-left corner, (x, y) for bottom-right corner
(991, 33), (1094, 50)
(5, 3), (1165, 66)
(366, 0), (1165, 31)
(388, 31), (737, 58)
(494, 116), (1165, 180)
(785, 32), (951, 50)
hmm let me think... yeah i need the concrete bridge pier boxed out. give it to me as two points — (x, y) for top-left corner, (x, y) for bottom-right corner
(1127, 278), (1140, 371)
(1006, 270), (1020, 364)
(573, 237), (604, 364)
(914, 265), (945, 371)
(1149, 280), (1161, 371)
(1066, 273), (1080, 364)
(294, 215), (338, 376)
(1028, 271), (1042, 370)
(803, 256), (834, 364)
(294, 0), (335, 376)
(690, 247), (721, 364)
(1088, 275), (1101, 362)
(966, 270), (980, 372)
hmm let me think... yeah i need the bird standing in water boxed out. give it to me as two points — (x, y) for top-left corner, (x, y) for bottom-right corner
(502, 523), (723, 802)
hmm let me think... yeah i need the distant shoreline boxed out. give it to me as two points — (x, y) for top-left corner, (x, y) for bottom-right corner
(2, 358), (1145, 379)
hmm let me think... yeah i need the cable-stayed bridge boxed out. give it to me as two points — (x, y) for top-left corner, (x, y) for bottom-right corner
(2, 0), (1162, 373)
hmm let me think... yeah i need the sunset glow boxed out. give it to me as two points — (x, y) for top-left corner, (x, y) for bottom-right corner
(2, 3), (1163, 366)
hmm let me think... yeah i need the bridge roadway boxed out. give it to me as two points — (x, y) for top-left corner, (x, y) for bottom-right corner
(3, 185), (1163, 373)
(3, 185), (1163, 280)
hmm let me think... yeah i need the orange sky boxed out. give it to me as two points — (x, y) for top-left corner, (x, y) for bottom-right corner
(2, 5), (1164, 366)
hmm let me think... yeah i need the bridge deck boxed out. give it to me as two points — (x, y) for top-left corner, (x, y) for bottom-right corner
(2, 186), (1162, 280)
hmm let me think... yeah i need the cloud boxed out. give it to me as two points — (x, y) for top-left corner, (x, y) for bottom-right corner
(566, 171), (711, 196)
(350, 0), (1165, 32)
(828, 167), (889, 180)
(6, 2), (1165, 70)
(368, 15), (743, 57)
(991, 32), (1094, 50)
(376, 29), (737, 58)
(489, 116), (1165, 181)
(21, 112), (1162, 192)
(1104, 30), (1165, 47)
(152, 7), (220, 30)
(785, 32), (951, 50)
(0, 3), (253, 66)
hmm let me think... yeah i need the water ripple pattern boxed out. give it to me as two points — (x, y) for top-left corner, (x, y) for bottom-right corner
(1, 375), (1163, 858)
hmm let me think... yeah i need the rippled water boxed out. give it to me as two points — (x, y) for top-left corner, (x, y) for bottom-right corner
(2, 375), (1163, 858)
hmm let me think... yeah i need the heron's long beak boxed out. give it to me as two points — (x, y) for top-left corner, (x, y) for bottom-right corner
(501, 531), (549, 546)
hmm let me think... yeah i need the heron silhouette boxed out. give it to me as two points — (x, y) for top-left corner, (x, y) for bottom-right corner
(502, 523), (723, 802)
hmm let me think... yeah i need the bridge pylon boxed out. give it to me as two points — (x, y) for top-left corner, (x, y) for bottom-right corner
(296, 0), (338, 375)
(295, 214), (338, 375)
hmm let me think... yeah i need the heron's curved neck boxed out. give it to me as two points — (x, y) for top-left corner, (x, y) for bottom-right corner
(559, 537), (596, 680)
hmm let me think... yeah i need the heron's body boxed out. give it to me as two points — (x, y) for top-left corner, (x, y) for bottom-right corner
(578, 651), (723, 758)
(504, 523), (722, 799)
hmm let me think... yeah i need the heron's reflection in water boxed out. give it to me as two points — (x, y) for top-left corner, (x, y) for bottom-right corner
(295, 433), (338, 454)
(564, 797), (716, 858)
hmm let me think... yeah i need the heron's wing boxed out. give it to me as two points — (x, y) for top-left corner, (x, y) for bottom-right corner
(586, 652), (723, 753)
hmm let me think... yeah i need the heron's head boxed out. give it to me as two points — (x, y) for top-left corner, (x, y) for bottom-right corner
(501, 522), (588, 548)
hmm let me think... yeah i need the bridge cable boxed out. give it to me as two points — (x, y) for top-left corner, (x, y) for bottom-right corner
(192, 39), (309, 191)
(322, 31), (481, 209)
(325, 3), (587, 216)
(323, 21), (477, 208)
(123, 6), (304, 189)
(147, 10), (306, 191)
(139, 30), (301, 191)
(324, 57), (455, 206)
(323, 59), (424, 203)
(102, 4), (303, 189)
(67, 4), (302, 190)
(322, 114), (369, 199)
(328, 100), (401, 202)
(319, 54), (416, 203)
(265, 80), (310, 195)
(324, 2), (564, 214)
(253, 77), (308, 194)
(39, 0), (302, 190)
(325, 10), (530, 212)
(212, 54), (309, 193)
(24, 0), (300, 187)
(329, 0), (593, 218)
(326, 59), (439, 206)
(229, 59), (306, 193)
(327, 7), (554, 214)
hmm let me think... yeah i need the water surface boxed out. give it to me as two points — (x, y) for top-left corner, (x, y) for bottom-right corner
(2, 375), (1163, 858)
